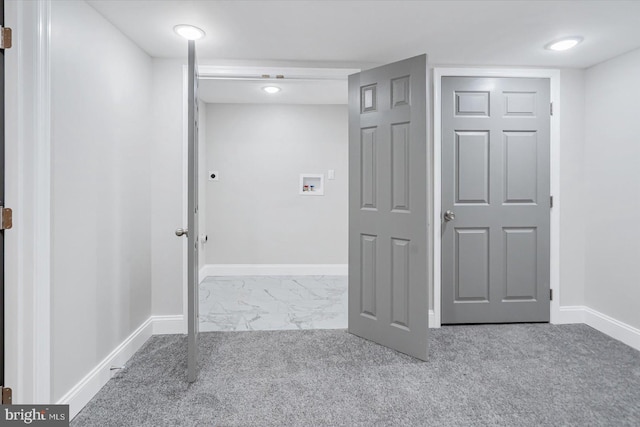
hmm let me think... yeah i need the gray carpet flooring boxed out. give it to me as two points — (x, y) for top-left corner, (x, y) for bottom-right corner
(71, 324), (640, 426)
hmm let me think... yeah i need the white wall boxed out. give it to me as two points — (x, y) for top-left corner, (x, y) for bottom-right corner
(198, 100), (208, 270)
(150, 59), (185, 316)
(205, 104), (348, 264)
(558, 69), (586, 307)
(584, 48), (640, 330)
(50, 1), (153, 401)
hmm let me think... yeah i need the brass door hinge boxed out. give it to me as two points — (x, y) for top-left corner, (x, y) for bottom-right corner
(0, 26), (12, 49)
(1, 207), (13, 230)
(2, 387), (12, 404)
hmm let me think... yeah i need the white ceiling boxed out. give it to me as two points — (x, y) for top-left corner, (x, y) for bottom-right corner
(87, 0), (640, 105)
(198, 78), (347, 105)
(88, 0), (640, 69)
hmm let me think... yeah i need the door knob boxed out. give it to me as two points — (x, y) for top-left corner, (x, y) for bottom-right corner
(175, 228), (188, 237)
(444, 210), (456, 222)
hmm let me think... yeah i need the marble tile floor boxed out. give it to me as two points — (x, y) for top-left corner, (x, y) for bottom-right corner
(199, 275), (348, 332)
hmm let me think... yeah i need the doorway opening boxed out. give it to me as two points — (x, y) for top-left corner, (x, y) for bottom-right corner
(186, 66), (357, 332)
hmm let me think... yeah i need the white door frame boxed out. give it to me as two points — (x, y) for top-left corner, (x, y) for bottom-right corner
(4, 0), (52, 403)
(432, 68), (561, 328)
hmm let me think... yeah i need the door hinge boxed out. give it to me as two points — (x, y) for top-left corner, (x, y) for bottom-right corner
(550, 102), (554, 116)
(0, 26), (12, 49)
(1, 207), (13, 230)
(550, 195), (554, 208)
(550, 289), (553, 301)
(2, 387), (12, 404)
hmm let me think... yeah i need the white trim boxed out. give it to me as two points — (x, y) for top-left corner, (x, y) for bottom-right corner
(555, 306), (640, 352)
(428, 310), (437, 328)
(57, 318), (154, 419)
(200, 264), (348, 280)
(197, 65), (359, 81)
(557, 305), (587, 324)
(34, 0), (52, 404)
(58, 315), (185, 420)
(152, 315), (186, 335)
(4, 0), (52, 404)
(432, 67), (561, 328)
(584, 308), (640, 352)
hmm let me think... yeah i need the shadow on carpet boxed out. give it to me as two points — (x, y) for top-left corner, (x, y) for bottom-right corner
(71, 324), (640, 426)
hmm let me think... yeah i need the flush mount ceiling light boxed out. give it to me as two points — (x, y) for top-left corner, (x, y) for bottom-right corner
(173, 24), (206, 40)
(545, 37), (583, 51)
(262, 86), (281, 94)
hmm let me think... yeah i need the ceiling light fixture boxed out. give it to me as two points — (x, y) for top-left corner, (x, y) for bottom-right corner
(545, 37), (583, 51)
(262, 86), (281, 94)
(173, 24), (206, 40)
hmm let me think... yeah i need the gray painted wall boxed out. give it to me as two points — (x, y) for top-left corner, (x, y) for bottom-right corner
(584, 47), (640, 330)
(51, 1), (152, 401)
(204, 103), (349, 264)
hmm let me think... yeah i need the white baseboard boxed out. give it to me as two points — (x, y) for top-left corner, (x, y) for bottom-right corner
(152, 314), (186, 335)
(428, 309), (438, 328)
(61, 315), (185, 420)
(200, 264), (348, 281)
(583, 307), (640, 352)
(556, 305), (587, 324)
(556, 305), (640, 351)
(57, 317), (154, 419)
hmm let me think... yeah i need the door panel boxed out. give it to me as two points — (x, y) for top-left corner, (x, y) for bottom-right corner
(187, 40), (200, 382)
(442, 77), (550, 324)
(348, 55), (429, 360)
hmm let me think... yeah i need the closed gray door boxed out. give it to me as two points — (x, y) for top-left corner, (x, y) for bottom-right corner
(348, 55), (429, 360)
(441, 77), (550, 324)
(187, 40), (200, 382)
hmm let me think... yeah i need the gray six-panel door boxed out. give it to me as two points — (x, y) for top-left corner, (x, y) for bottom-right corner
(441, 77), (550, 324)
(187, 40), (200, 382)
(348, 55), (429, 360)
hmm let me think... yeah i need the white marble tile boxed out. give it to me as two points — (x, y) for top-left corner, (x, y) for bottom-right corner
(199, 275), (348, 331)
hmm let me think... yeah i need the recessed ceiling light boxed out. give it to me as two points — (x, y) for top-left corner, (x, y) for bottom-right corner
(262, 86), (281, 94)
(546, 37), (583, 51)
(173, 24), (206, 40)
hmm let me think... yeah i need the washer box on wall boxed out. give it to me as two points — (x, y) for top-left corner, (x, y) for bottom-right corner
(299, 174), (324, 195)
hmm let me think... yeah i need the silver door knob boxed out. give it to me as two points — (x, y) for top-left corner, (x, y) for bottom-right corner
(444, 210), (456, 222)
(175, 228), (188, 237)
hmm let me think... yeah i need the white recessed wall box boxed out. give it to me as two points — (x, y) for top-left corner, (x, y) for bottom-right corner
(299, 174), (324, 196)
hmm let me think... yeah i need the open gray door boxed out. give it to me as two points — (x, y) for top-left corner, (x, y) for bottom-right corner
(441, 77), (550, 324)
(348, 55), (429, 360)
(178, 40), (200, 382)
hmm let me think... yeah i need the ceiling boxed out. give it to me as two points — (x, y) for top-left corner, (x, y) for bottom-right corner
(88, 0), (640, 69)
(87, 0), (640, 105)
(198, 78), (347, 105)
